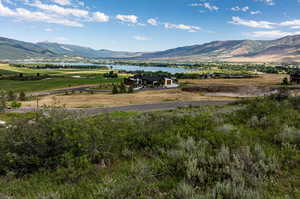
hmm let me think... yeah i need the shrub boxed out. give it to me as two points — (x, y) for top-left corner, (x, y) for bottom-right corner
(10, 101), (22, 109)
(119, 83), (126, 93)
(7, 90), (16, 101)
(0, 90), (7, 112)
(19, 91), (26, 101)
(167, 137), (278, 198)
(112, 84), (118, 94)
(127, 85), (134, 93)
(281, 77), (289, 85)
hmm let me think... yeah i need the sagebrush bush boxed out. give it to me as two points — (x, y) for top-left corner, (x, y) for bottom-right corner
(0, 97), (299, 198)
(167, 137), (278, 199)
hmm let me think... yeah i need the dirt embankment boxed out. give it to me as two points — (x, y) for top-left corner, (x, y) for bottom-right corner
(182, 85), (278, 97)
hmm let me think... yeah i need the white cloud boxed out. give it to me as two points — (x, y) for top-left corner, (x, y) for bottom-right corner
(257, 0), (275, 6)
(147, 18), (157, 26)
(0, 0), (83, 27)
(116, 14), (138, 24)
(164, 23), (201, 32)
(229, 16), (275, 29)
(27, 1), (89, 18)
(231, 6), (249, 12)
(250, 10), (262, 15)
(291, 26), (300, 29)
(45, 28), (54, 32)
(280, 20), (300, 27)
(133, 36), (150, 41)
(50, 0), (71, 6)
(190, 2), (219, 11)
(90, 12), (109, 22)
(250, 30), (300, 38)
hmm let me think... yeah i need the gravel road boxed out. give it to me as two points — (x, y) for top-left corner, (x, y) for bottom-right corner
(7, 100), (235, 115)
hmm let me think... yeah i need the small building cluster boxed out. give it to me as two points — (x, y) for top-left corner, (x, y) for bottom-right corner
(124, 75), (179, 88)
(290, 74), (300, 84)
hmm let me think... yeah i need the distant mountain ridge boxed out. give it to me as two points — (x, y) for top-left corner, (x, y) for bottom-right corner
(0, 37), (141, 60)
(1, 35), (300, 62)
(138, 35), (300, 62)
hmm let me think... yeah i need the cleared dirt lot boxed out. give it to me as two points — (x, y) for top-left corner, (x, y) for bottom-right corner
(22, 89), (235, 108)
(179, 74), (288, 86)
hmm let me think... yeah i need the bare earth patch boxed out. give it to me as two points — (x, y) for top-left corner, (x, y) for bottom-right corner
(179, 74), (288, 87)
(22, 89), (236, 108)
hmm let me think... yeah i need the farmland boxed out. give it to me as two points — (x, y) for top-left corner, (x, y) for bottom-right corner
(0, 64), (123, 92)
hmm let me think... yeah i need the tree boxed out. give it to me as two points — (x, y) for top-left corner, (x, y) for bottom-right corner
(0, 90), (7, 112)
(7, 90), (16, 101)
(119, 82), (126, 93)
(19, 91), (26, 101)
(112, 84), (118, 94)
(127, 86), (134, 93)
(282, 77), (289, 85)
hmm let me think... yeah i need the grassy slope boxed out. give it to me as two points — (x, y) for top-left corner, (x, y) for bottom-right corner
(0, 98), (299, 198)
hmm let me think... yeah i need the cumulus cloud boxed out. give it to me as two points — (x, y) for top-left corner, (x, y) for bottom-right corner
(27, 1), (89, 17)
(231, 6), (249, 12)
(229, 16), (275, 29)
(50, 0), (71, 6)
(250, 10), (262, 15)
(190, 2), (219, 11)
(147, 18), (158, 26)
(0, 0), (109, 27)
(256, 0), (275, 6)
(164, 23), (201, 32)
(116, 14), (138, 24)
(0, 1), (84, 27)
(90, 11), (109, 22)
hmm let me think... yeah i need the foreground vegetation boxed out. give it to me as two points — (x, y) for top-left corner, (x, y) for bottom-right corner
(0, 96), (299, 198)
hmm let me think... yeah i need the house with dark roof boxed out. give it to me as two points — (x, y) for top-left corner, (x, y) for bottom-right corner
(290, 74), (300, 84)
(124, 75), (178, 88)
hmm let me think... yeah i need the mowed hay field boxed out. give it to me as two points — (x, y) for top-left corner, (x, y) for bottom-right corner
(22, 89), (235, 108)
(179, 74), (288, 86)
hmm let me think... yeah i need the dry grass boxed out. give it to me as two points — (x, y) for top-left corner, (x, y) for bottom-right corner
(22, 89), (236, 108)
(179, 74), (288, 87)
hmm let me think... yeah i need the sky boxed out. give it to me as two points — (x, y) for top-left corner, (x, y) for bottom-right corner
(0, 0), (300, 52)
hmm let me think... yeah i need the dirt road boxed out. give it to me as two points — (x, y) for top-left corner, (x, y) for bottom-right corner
(8, 100), (235, 115)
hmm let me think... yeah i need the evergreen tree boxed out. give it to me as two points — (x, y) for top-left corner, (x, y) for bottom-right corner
(7, 90), (16, 101)
(19, 91), (26, 101)
(112, 84), (118, 94)
(119, 82), (126, 93)
(0, 90), (7, 112)
(128, 86), (134, 93)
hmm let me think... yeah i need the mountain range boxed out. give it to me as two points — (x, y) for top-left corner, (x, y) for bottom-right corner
(1, 35), (300, 62)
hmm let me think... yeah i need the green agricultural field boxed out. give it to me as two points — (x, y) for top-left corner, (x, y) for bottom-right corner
(0, 77), (121, 92)
(0, 64), (124, 92)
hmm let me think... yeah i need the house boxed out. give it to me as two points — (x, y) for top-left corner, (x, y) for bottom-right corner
(290, 74), (300, 84)
(124, 75), (179, 88)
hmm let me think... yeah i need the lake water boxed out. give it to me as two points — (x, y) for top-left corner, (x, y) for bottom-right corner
(13, 62), (190, 74)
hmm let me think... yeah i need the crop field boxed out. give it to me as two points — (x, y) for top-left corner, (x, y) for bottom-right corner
(0, 64), (124, 92)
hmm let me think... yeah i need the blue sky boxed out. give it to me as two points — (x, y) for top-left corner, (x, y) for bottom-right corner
(0, 0), (300, 51)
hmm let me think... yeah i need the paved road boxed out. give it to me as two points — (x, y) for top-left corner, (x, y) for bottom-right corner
(8, 100), (235, 115)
